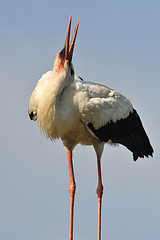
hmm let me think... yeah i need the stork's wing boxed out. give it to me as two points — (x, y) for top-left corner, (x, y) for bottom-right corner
(79, 82), (133, 129)
(78, 81), (153, 160)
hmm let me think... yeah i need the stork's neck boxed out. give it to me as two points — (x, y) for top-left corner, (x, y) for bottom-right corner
(57, 73), (72, 95)
(53, 59), (73, 93)
(37, 66), (74, 140)
(52, 60), (74, 97)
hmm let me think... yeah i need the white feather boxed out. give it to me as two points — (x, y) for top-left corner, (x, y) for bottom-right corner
(63, 80), (133, 129)
(29, 65), (133, 152)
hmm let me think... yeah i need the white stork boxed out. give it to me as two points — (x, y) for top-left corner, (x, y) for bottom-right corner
(28, 16), (153, 240)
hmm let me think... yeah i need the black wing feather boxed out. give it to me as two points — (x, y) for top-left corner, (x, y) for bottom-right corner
(88, 109), (153, 161)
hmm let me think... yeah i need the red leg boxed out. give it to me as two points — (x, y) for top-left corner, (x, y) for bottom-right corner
(67, 150), (76, 240)
(96, 153), (103, 240)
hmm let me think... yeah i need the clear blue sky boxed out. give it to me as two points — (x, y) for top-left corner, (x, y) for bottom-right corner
(0, 1), (159, 239)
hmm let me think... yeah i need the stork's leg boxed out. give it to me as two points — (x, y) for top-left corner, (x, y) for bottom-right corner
(67, 150), (76, 240)
(96, 153), (103, 240)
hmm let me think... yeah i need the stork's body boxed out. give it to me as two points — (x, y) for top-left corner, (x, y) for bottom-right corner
(29, 16), (153, 240)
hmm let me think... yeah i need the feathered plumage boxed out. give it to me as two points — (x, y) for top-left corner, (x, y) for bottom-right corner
(28, 16), (153, 240)
(29, 69), (153, 160)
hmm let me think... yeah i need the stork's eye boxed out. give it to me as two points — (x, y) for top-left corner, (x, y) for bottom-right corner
(71, 68), (74, 76)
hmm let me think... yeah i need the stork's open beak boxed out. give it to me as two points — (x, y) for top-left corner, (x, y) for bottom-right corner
(57, 16), (79, 69)
(67, 16), (79, 64)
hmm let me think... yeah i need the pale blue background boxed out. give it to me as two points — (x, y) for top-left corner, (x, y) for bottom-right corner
(0, 0), (159, 239)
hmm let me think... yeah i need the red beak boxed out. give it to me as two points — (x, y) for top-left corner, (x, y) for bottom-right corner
(65, 16), (79, 64)
(58, 16), (79, 66)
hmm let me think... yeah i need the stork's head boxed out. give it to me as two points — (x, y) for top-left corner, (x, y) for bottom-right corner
(53, 16), (79, 76)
